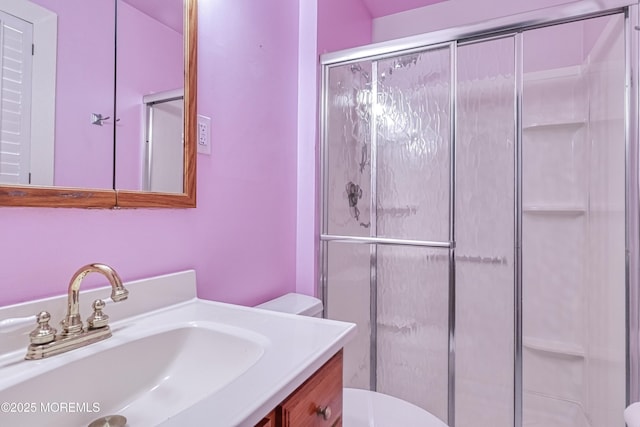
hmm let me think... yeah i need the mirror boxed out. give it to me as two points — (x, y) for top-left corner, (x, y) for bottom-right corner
(0, 0), (197, 208)
(0, 0), (115, 190)
(115, 0), (185, 194)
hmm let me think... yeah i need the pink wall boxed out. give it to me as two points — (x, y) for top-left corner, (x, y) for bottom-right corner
(317, 0), (372, 54)
(197, 0), (300, 305)
(0, 0), (300, 308)
(362, 0), (447, 19)
(373, 1), (611, 77)
(115, 2), (183, 190)
(4, 0), (610, 312)
(583, 15), (609, 59)
(294, 0), (372, 297)
(32, 0), (115, 189)
(296, 0), (319, 297)
(372, 0), (586, 42)
(523, 19), (584, 73)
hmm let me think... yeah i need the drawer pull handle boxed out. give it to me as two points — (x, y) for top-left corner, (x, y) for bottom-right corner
(316, 406), (332, 420)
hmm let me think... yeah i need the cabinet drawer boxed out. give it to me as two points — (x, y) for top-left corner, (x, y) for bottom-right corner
(278, 350), (343, 427)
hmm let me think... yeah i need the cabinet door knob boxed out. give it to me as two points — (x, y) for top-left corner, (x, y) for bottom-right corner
(316, 405), (332, 420)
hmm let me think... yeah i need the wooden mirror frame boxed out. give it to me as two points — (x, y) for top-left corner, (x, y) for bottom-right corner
(0, 0), (197, 209)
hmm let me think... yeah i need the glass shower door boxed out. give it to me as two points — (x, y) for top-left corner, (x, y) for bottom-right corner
(322, 9), (629, 427)
(455, 35), (516, 427)
(324, 59), (374, 392)
(323, 44), (454, 425)
(374, 46), (452, 421)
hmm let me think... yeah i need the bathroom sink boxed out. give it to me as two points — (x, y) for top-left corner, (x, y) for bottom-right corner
(0, 270), (356, 426)
(0, 322), (265, 427)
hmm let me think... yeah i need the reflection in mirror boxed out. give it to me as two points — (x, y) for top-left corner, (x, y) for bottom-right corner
(0, 0), (196, 208)
(115, 0), (185, 193)
(143, 89), (184, 192)
(0, 0), (115, 189)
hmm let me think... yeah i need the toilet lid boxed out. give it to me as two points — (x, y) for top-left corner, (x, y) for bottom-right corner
(343, 388), (449, 427)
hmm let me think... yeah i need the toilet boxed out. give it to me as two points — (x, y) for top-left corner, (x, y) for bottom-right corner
(256, 293), (449, 427)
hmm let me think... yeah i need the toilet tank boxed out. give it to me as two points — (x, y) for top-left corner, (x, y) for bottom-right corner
(255, 293), (323, 318)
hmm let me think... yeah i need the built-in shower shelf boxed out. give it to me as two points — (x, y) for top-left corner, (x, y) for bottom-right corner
(522, 120), (586, 131)
(523, 64), (583, 82)
(523, 205), (586, 216)
(523, 337), (585, 358)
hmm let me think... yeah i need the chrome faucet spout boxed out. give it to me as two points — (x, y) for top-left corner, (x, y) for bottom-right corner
(62, 263), (128, 337)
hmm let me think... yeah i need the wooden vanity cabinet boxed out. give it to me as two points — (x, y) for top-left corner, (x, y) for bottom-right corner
(255, 411), (276, 427)
(256, 350), (343, 427)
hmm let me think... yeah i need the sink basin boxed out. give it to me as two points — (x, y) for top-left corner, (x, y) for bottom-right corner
(0, 322), (265, 427)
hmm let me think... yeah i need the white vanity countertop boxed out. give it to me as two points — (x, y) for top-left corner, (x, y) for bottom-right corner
(156, 299), (355, 426)
(0, 270), (356, 427)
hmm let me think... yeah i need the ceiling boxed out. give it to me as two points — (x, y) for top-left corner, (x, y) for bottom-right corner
(122, 0), (183, 34)
(120, 0), (448, 35)
(361, 0), (449, 18)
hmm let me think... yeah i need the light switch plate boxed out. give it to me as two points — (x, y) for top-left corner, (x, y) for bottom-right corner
(197, 114), (211, 155)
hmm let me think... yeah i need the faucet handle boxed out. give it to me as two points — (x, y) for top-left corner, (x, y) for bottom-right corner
(29, 311), (57, 345)
(87, 299), (109, 330)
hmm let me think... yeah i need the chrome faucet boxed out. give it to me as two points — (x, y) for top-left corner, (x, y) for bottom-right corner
(25, 263), (129, 360)
(61, 263), (128, 337)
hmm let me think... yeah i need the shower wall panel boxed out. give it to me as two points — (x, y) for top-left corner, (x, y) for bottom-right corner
(522, 15), (626, 426)
(522, 21), (591, 425)
(455, 36), (515, 427)
(583, 13), (626, 426)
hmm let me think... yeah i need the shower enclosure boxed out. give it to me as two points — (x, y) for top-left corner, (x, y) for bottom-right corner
(319, 2), (639, 426)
